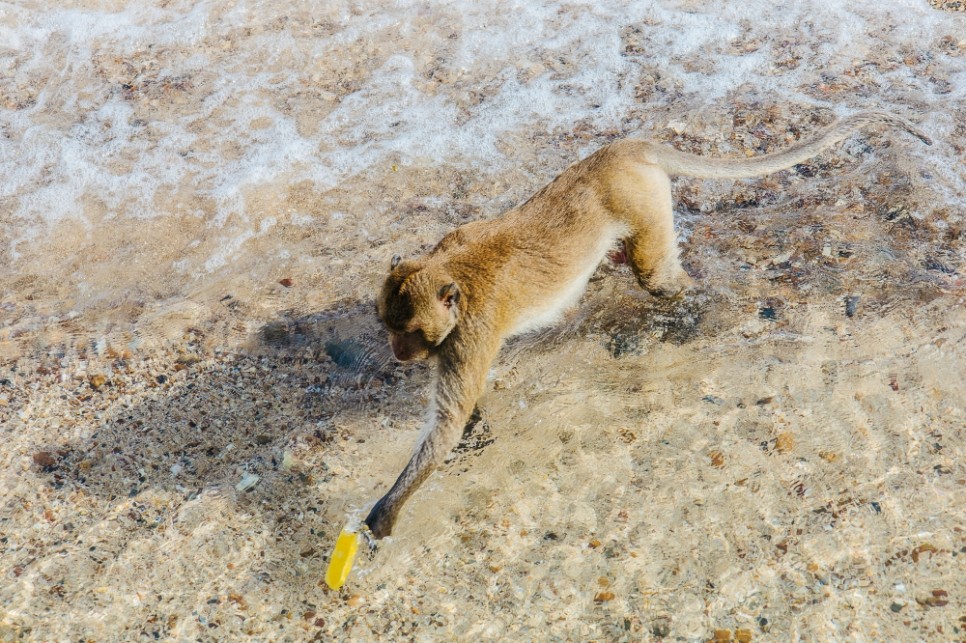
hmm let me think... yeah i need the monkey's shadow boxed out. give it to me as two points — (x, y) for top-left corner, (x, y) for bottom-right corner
(18, 284), (724, 642)
(40, 284), (721, 505)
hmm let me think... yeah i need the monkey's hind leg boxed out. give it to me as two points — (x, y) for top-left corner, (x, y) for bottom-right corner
(614, 165), (694, 298)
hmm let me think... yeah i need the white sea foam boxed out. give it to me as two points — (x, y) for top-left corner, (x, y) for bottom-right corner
(0, 0), (961, 327)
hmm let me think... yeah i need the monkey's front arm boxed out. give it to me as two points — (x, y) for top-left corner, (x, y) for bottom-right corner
(364, 331), (500, 538)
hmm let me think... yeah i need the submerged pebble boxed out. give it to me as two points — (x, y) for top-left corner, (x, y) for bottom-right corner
(235, 472), (261, 492)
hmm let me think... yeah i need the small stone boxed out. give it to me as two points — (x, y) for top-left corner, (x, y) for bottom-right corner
(235, 472), (261, 492)
(279, 278), (293, 287)
(775, 432), (794, 453)
(845, 295), (860, 318)
(890, 601), (905, 613)
(175, 354), (201, 370)
(346, 594), (364, 607)
(651, 618), (671, 637)
(710, 451), (725, 468)
(593, 591), (615, 603)
(911, 543), (937, 562)
(33, 451), (57, 469)
(280, 451), (297, 471)
(588, 538), (602, 548)
(916, 589), (948, 607)
(89, 374), (107, 390)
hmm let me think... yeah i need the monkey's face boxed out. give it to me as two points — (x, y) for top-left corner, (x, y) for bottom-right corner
(377, 256), (461, 361)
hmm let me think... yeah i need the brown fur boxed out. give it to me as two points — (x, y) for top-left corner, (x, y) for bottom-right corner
(363, 110), (930, 538)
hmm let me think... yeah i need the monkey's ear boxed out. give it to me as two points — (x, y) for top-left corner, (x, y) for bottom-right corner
(390, 254), (402, 270)
(438, 282), (460, 309)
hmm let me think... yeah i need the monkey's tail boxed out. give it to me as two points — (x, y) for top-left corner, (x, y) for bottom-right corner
(634, 111), (931, 180)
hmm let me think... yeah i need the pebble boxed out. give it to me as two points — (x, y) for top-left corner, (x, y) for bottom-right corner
(774, 432), (794, 453)
(844, 295), (860, 318)
(916, 589), (948, 607)
(32, 451), (57, 469)
(235, 472), (261, 492)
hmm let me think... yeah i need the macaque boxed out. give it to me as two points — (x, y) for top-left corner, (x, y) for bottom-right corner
(363, 111), (930, 538)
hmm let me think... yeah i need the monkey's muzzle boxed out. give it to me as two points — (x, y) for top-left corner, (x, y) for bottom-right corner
(389, 332), (428, 361)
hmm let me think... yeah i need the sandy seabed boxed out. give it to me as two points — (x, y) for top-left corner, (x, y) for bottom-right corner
(1, 1), (965, 641)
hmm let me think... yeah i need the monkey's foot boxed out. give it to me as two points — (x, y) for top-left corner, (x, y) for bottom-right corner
(642, 267), (695, 299)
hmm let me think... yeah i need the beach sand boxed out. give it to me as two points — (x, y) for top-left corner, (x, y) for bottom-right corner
(1, 1), (964, 640)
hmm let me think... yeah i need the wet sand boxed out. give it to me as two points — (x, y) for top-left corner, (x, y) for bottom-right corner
(2, 1), (965, 640)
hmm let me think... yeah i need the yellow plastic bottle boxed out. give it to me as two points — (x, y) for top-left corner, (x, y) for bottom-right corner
(325, 528), (361, 590)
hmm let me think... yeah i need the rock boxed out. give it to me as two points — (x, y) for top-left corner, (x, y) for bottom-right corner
(775, 432), (794, 453)
(235, 472), (261, 492)
(916, 589), (948, 607)
(844, 295), (859, 318)
(32, 451), (57, 470)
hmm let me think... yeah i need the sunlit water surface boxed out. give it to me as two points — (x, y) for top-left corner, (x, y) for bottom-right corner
(1, 1), (964, 640)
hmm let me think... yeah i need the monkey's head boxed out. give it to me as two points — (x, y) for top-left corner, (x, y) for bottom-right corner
(377, 254), (461, 361)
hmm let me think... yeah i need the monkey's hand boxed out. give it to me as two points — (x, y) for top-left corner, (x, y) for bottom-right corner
(363, 496), (395, 540)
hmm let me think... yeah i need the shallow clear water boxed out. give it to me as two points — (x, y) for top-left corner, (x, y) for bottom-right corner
(1, 1), (964, 640)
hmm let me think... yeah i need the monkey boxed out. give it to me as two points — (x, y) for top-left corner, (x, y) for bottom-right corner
(362, 110), (931, 539)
